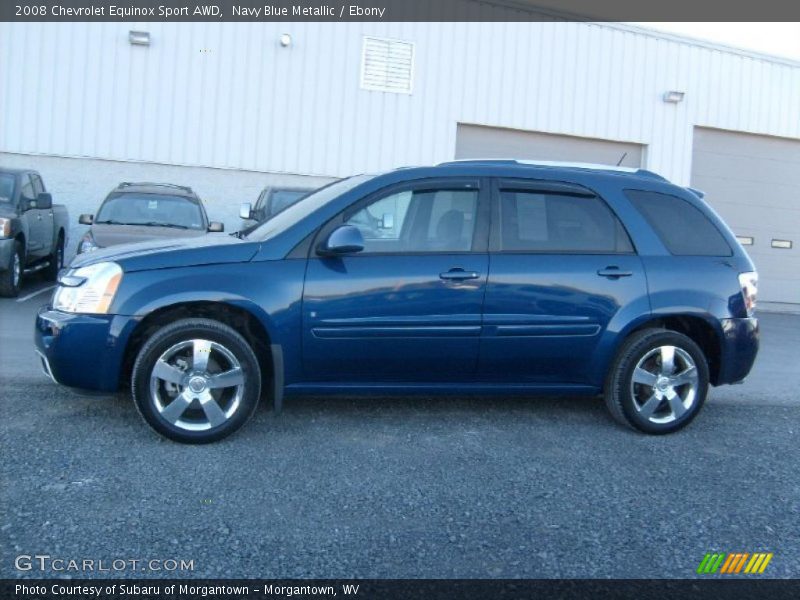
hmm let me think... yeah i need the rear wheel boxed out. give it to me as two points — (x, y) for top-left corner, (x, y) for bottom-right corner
(132, 318), (262, 443)
(0, 241), (23, 297)
(605, 328), (709, 434)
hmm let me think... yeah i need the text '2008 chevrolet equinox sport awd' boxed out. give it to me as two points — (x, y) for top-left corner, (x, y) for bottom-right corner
(34, 160), (759, 443)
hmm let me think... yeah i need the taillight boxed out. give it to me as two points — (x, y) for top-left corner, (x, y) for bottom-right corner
(738, 271), (758, 316)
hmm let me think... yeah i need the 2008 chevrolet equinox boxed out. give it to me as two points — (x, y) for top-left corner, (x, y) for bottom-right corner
(34, 160), (759, 443)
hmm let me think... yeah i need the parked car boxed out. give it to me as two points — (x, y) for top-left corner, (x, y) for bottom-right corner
(0, 168), (69, 297)
(77, 182), (224, 254)
(239, 186), (315, 229)
(35, 160), (759, 443)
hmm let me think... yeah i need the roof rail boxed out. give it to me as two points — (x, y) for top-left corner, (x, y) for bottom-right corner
(118, 181), (194, 193)
(436, 158), (666, 180)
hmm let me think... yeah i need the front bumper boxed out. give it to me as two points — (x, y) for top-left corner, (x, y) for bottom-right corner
(717, 317), (759, 385)
(34, 307), (139, 392)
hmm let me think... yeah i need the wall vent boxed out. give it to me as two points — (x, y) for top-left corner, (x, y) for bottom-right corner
(360, 36), (414, 94)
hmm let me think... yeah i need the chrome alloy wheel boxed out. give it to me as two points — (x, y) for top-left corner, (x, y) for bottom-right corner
(13, 252), (21, 287)
(630, 345), (699, 424)
(149, 339), (245, 432)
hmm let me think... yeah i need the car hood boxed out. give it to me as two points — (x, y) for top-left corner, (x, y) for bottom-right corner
(90, 223), (207, 248)
(0, 204), (16, 219)
(70, 232), (260, 272)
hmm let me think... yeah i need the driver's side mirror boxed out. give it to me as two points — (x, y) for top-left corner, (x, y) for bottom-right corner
(35, 192), (52, 210)
(317, 225), (365, 256)
(208, 222), (225, 232)
(79, 214), (94, 225)
(239, 203), (252, 220)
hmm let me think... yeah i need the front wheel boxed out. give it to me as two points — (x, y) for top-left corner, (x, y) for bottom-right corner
(604, 329), (709, 434)
(132, 318), (262, 443)
(0, 241), (23, 297)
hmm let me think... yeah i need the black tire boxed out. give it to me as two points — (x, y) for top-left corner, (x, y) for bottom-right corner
(604, 328), (709, 434)
(0, 241), (23, 298)
(132, 318), (262, 443)
(44, 233), (64, 281)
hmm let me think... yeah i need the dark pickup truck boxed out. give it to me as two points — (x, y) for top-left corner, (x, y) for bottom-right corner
(0, 168), (69, 297)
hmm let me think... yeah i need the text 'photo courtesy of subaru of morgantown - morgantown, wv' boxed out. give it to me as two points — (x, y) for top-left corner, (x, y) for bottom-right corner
(34, 160), (759, 444)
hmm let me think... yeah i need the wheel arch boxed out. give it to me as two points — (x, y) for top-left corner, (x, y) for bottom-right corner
(615, 313), (723, 385)
(121, 300), (277, 401)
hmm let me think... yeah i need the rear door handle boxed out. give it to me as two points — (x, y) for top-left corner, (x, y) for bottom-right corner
(597, 267), (633, 278)
(440, 269), (480, 281)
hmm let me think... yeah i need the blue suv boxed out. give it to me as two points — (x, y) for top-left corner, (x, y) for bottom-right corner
(34, 161), (759, 443)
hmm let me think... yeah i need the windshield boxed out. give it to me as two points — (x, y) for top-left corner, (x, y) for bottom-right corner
(96, 193), (205, 230)
(268, 190), (312, 216)
(246, 175), (373, 241)
(0, 173), (15, 203)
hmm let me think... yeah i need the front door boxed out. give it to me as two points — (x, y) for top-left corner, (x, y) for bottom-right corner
(302, 178), (490, 382)
(479, 178), (648, 384)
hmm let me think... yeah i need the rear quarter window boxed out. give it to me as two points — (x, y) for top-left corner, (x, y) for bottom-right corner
(625, 189), (732, 256)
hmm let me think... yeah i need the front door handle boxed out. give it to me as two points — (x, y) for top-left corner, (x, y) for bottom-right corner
(597, 266), (633, 279)
(440, 268), (480, 281)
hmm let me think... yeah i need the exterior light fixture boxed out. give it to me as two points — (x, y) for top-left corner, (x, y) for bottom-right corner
(663, 90), (685, 103)
(279, 33), (292, 47)
(129, 31), (151, 46)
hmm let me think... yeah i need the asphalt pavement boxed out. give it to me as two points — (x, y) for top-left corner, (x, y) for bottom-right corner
(1, 279), (798, 579)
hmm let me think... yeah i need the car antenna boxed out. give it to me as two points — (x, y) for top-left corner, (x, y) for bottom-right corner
(616, 152), (628, 166)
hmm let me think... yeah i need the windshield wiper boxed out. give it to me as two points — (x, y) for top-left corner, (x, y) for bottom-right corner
(94, 219), (130, 225)
(141, 221), (191, 229)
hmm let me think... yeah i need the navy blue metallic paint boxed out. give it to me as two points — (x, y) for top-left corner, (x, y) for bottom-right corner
(34, 162), (759, 399)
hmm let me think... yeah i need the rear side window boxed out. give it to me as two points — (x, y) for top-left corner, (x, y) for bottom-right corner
(625, 190), (732, 256)
(497, 190), (633, 253)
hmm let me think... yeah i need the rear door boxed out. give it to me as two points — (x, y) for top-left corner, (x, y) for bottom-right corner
(302, 178), (490, 382)
(479, 178), (648, 385)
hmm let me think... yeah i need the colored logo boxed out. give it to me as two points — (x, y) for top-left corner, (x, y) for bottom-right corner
(697, 552), (773, 574)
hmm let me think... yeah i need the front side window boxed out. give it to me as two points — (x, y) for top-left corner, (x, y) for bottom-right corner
(344, 187), (479, 254)
(625, 189), (732, 256)
(96, 194), (205, 230)
(20, 175), (35, 202)
(497, 190), (633, 253)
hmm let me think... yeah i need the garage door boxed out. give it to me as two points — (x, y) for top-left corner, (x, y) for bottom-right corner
(691, 128), (800, 306)
(455, 123), (644, 168)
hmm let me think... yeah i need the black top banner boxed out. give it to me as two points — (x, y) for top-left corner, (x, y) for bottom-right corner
(3, 0), (800, 22)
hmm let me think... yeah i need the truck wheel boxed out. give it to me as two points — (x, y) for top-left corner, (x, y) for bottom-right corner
(604, 328), (709, 434)
(44, 233), (64, 281)
(0, 241), (23, 297)
(131, 318), (262, 444)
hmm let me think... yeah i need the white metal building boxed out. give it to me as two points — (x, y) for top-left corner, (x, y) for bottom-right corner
(1, 19), (799, 305)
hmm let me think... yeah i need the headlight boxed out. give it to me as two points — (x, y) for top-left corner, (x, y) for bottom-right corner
(53, 262), (123, 314)
(78, 231), (99, 253)
(738, 271), (758, 317)
(0, 217), (10, 238)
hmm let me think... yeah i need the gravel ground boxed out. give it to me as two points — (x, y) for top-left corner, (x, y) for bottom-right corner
(1, 282), (798, 579)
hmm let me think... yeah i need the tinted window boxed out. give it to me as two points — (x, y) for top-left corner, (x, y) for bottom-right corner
(345, 187), (479, 254)
(497, 190), (633, 253)
(20, 175), (35, 201)
(31, 174), (44, 195)
(625, 190), (732, 256)
(96, 193), (205, 230)
(0, 173), (15, 203)
(268, 190), (310, 216)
